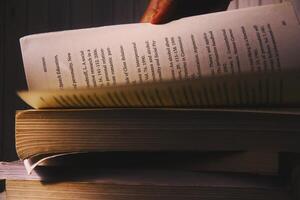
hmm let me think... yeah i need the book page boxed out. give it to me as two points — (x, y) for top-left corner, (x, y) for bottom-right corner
(21, 3), (300, 90)
(18, 71), (300, 108)
(19, 3), (300, 108)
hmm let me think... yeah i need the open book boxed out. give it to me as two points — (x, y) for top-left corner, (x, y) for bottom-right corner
(15, 2), (300, 173)
(18, 2), (300, 108)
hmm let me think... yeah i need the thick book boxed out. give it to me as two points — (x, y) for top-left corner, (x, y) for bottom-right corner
(0, 161), (293, 200)
(15, 108), (300, 169)
(18, 2), (300, 108)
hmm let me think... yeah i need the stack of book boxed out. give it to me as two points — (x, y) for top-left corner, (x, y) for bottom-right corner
(1, 1), (300, 199)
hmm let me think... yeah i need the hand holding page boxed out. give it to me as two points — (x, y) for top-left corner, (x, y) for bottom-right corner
(14, 2), (300, 173)
(19, 3), (300, 108)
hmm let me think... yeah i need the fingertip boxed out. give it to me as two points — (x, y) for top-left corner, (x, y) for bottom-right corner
(140, 0), (174, 24)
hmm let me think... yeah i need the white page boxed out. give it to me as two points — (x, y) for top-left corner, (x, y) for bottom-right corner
(20, 3), (300, 91)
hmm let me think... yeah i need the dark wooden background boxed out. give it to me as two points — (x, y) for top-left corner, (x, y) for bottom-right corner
(0, 0), (149, 161)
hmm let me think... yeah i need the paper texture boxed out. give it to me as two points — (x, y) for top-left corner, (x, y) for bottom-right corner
(18, 72), (300, 108)
(19, 3), (300, 108)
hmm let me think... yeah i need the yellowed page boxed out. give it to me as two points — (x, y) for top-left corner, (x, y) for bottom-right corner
(18, 72), (300, 108)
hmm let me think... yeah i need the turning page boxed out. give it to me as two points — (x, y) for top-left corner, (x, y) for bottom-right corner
(19, 3), (300, 108)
